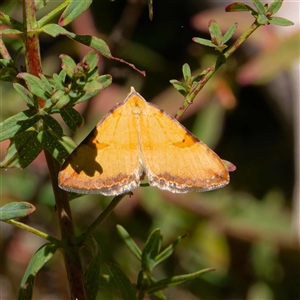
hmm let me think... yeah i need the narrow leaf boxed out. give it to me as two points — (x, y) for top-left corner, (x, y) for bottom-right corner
(34, 0), (50, 11)
(107, 263), (137, 300)
(52, 73), (65, 89)
(73, 35), (112, 59)
(39, 74), (53, 94)
(37, 130), (70, 163)
(41, 115), (63, 136)
(154, 235), (186, 267)
(225, 3), (256, 13)
(257, 14), (269, 25)
(117, 225), (142, 260)
(142, 229), (162, 272)
(60, 107), (84, 132)
(41, 24), (112, 59)
(169, 80), (189, 97)
(0, 110), (40, 141)
(252, 0), (266, 15)
(208, 19), (222, 45)
(13, 83), (37, 108)
(59, 135), (77, 154)
(192, 37), (216, 48)
(18, 244), (58, 300)
(59, 0), (92, 26)
(182, 63), (191, 83)
(0, 129), (43, 168)
(17, 73), (51, 100)
(0, 202), (36, 221)
(97, 74), (112, 89)
(60, 54), (76, 78)
(82, 51), (98, 72)
(147, 268), (215, 294)
(222, 23), (238, 44)
(268, 17), (294, 26)
(267, 0), (282, 15)
(82, 237), (101, 300)
(52, 91), (71, 109)
(0, 29), (23, 35)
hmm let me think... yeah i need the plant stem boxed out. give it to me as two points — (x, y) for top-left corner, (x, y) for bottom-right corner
(22, 0), (87, 298)
(45, 152), (87, 300)
(175, 22), (260, 120)
(78, 194), (126, 245)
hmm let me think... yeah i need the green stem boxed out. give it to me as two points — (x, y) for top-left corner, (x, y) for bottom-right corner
(174, 22), (261, 120)
(4, 219), (63, 246)
(78, 194), (126, 245)
(37, 1), (69, 28)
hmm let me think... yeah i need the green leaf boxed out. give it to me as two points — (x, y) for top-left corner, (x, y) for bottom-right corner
(17, 73), (51, 100)
(252, 0), (266, 15)
(147, 268), (215, 294)
(59, 135), (77, 154)
(13, 83), (37, 108)
(83, 80), (104, 94)
(107, 262), (137, 300)
(97, 74), (112, 89)
(60, 107), (84, 132)
(82, 51), (98, 72)
(142, 229), (162, 272)
(41, 24), (112, 59)
(52, 73), (65, 89)
(267, 0), (282, 15)
(0, 66), (18, 82)
(208, 19), (223, 45)
(0, 110), (40, 142)
(192, 37), (216, 48)
(0, 202), (36, 221)
(154, 235), (185, 267)
(225, 3), (256, 13)
(40, 114), (63, 136)
(73, 35), (112, 59)
(51, 91), (71, 109)
(0, 129), (43, 168)
(117, 225), (142, 260)
(39, 74), (53, 94)
(82, 236), (101, 300)
(59, 70), (67, 82)
(37, 130), (70, 163)
(58, 0), (92, 26)
(222, 23), (237, 44)
(182, 63), (191, 83)
(60, 54), (77, 78)
(169, 80), (189, 97)
(257, 13), (269, 25)
(34, 0), (50, 11)
(0, 29), (23, 35)
(18, 244), (58, 300)
(268, 17), (294, 26)
(41, 23), (72, 37)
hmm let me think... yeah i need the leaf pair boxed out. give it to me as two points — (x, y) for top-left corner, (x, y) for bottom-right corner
(101, 226), (214, 300)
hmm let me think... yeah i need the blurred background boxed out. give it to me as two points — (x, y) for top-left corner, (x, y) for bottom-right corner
(0, 0), (299, 299)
